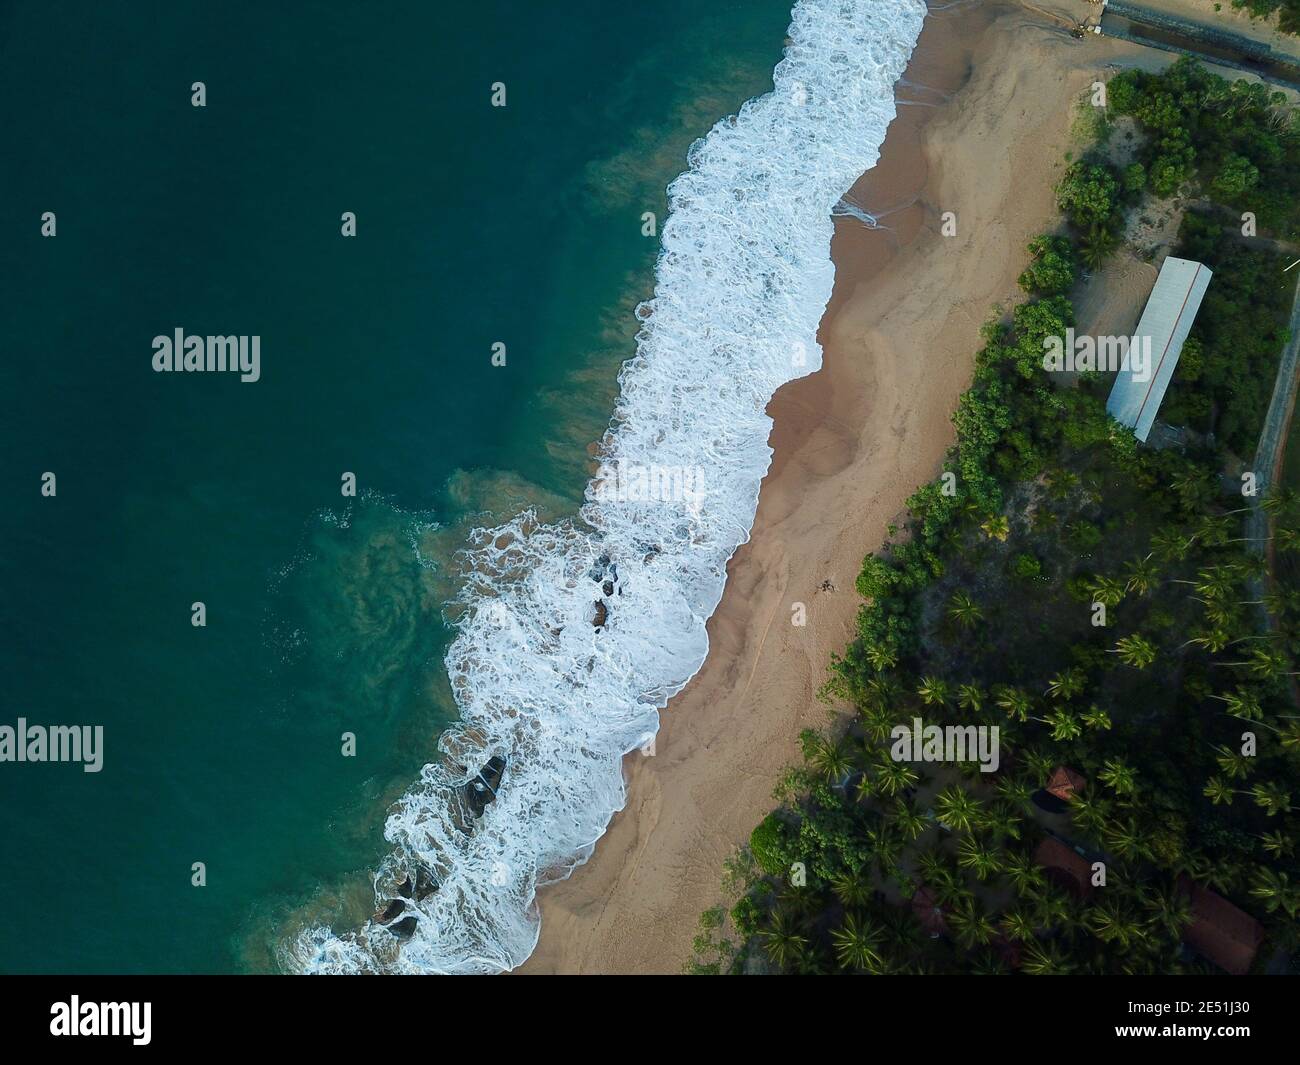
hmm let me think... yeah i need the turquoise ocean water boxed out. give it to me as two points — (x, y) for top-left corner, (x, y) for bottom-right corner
(0, 0), (794, 972)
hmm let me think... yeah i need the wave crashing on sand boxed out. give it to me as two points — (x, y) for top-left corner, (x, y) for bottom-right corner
(290, 0), (925, 974)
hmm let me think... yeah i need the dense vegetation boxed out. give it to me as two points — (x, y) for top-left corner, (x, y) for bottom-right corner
(689, 60), (1300, 976)
(1231, 0), (1300, 37)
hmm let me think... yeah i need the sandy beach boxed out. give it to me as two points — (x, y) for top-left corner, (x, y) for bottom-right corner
(521, 0), (1149, 974)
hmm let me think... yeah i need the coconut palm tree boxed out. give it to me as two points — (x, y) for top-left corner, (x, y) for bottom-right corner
(977, 800), (1024, 841)
(1213, 743), (1255, 781)
(830, 912), (887, 972)
(1139, 882), (1192, 938)
(864, 672), (903, 705)
(995, 685), (1034, 723)
(806, 733), (855, 786)
(947, 590), (984, 631)
(1124, 556), (1160, 596)
(759, 910), (808, 970)
(829, 867), (874, 908)
(957, 834), (1004, 881)
(1089, 900), (1148, 949)
(1045, 667), (1086, 700)
(981, 514), (1010, 542)
(1089, 575), (1127, 607)
(1022, 746), (1056, 786)
(917, 675), (951, 707)
(1259, 829), (1294, 859)
(1022, 938), (1074, 975)
(1203, 776), (1237, 806)
(1150, 526), (1191, 563)
(935, 786), (982, 832)
(1080, 704), (1112, 731)
(994, 773), (1033, 807)
(1211, 687), (1263, 723)
(956, 683), (985, 715)
(1104, 815), (1153, 861)
(891, 797), (930, 841)
(864, 641), (899, 672)
(1038, 707), (1083, 742)
(1098, 758), (1139, 796)
(1250, 780), (1292, 817)
(872, 753), (920, 798)
(1071, 792), (1114, 836)
(858, 703), (896, 745)
(1003, 851), (1047, 897)
(1110, 632), (1158, 668)
(1248, 867), (1300, 918)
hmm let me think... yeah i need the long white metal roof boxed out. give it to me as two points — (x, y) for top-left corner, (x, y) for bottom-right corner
(1106, 255), (1213, 443)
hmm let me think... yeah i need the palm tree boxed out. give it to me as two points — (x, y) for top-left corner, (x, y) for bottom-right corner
(1259, 829), (1293, 859)
(1213, 743), (1254, 781)
(1071, 792), (1114, 836)
(892, 797), (930, 841)
(806, 734), (854, 785)
(1022, 746), (1056, 786)
(917, 848), (955, 890)
(995, 685), (1034, 723)
(1022, 938), (1074, 975)
(872, 753), (920, 798)
(858, 703), (896, 745)
(1045, 667), (1086, 700)
(917, 675), (951, 707)
(1110, 633), (1157, 668)
(935, 786), (981, 832)
(994, 773), (1033, 807)
(1211, 687), (1263, 723)
(981, 514), (1010, 542)
(1124, 556), (1160, 596)
(1203, 776), (1237, 806)
(1080, 704), (1112, 731)
(1098, 759), (1139, 796)
(957, 834), (1004, 881)
(947, 590), (984, 631)
(1139, 882), (1192, 938)
(829, 867), (874, 908)
(864, 672), (902, 707)
(1251, 780), (1292, 817)
(1089, 901), (1148, 949)
(1039, 707), (1082, 742)
(1150, 526), (1191, 562)
(1089, 575), (1127, 607)
(759, 911), (808, 970)
(957, 683), (985, 715)
(1001, 908), (1038, 942)
(977, 800), (1023, 841)
(947, 899), (998, 950)
(1249, 867), (1300, 918)
(1104, 815), (1153, 861)
(1003, 851), (1047, 897)
(830, 913), (887, 972)
(864, 641), (899, 672)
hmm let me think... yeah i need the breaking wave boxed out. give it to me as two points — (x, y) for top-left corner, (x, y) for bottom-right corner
(291, 0), (926, 974)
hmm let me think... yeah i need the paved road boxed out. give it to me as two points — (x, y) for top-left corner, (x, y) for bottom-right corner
(1247, 271), (1300, 630)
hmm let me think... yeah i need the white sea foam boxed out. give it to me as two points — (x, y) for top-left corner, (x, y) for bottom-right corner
(291, 0), (926, 974)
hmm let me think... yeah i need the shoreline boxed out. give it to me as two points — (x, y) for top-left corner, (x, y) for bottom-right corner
(520, 2), (1144, 974)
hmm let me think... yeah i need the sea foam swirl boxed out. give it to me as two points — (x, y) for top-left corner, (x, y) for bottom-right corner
(292, 0), (926, 974)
